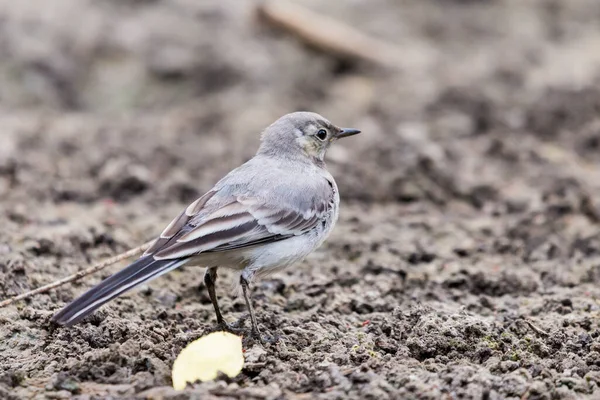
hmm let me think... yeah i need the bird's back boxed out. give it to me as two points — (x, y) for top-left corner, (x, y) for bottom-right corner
(211, 154), (334, 210)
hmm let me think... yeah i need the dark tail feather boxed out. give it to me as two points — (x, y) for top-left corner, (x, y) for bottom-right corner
(51, 256), (187, 327)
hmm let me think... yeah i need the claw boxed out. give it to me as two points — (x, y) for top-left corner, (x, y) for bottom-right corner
(212, 314), (249, 335)
(244, 329), (280, 346)
(213, 321), (242, 335)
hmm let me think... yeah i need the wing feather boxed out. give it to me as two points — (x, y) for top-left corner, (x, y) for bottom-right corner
(145, 176), (335, 260)
(143, 190), (217, 256)
(177, 212), (256, 242)
(154, 221), (262, 259)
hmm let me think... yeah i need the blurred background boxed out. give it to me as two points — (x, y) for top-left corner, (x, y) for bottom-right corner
(3, 0), (600, 398)
(2, 0), (600, 209)
(2, 0), (600, 206)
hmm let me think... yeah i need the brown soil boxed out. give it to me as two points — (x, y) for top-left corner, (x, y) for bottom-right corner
(2, 0), (600, 399)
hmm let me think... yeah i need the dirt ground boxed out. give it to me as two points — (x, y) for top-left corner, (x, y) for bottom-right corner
(2, 0), (600, 398)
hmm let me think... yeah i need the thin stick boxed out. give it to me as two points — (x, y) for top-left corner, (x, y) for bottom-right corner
(257, 0), (403, 68)
(0, 240), (153, 308)
(524, 319), (549, 337)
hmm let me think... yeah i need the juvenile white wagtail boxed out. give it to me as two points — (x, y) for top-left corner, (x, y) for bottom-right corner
(52, 112), (360, 338)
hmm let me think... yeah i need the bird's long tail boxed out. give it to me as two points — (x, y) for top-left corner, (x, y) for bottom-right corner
(51, 255), (187, 326)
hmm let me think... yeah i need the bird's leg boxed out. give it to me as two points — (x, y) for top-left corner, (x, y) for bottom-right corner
(204, 267), (242, 333)
(239, 275), (280, 345)
(240, 275), (261, 339)
(204, 267), (224, 324)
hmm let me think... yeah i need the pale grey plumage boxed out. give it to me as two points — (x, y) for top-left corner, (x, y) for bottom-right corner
(51, 112), (360, 338)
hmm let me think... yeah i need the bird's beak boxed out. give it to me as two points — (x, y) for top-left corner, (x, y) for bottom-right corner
(337, 128), (361, 139)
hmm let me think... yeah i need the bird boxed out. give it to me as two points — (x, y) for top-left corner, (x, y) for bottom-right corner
(51, 112), (360, 339)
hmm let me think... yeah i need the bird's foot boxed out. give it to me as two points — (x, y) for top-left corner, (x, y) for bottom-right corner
(214, 320), (244, 335)
(212, 314), (250, 335)
(243, 328), (280, 346)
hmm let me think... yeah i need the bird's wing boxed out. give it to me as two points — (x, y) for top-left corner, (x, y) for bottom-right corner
(146, 182), (334, 261)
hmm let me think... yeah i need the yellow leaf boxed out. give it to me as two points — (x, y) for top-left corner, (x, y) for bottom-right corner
(172, 331), (244, 390)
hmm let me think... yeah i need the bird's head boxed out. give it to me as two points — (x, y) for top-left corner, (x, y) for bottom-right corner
(258, 112), (360, 163)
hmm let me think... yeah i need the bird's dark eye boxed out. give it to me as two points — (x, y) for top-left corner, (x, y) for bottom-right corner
(316, 129), (328, 141)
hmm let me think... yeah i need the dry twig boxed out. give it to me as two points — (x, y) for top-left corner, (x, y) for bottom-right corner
(524, 319), (549, 337)
(257, 0), (402, 68)
(0, 240), (153, 308)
